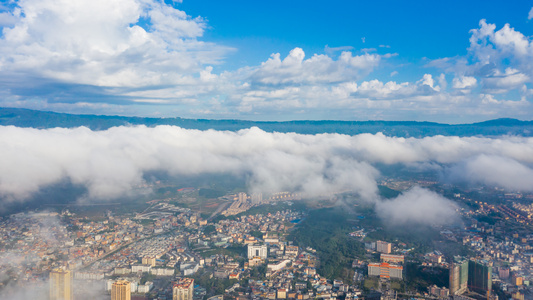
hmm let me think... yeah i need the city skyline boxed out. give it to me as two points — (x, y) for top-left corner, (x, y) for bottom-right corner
(0, 1), (532, 122)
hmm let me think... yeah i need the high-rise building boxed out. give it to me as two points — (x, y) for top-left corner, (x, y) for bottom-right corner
(376, 241), (392, 254)
(498, 267), (510, 280)
(368, 262), (403, 280)
(449, 259), (469, 295)
(251, 193), (262, 204)
(50, 268), (72, 300)
(512, 292), (525, 300)
(142, 256), (156, 266)
(173, 278), (194, 300)
(112, 280), (131, 300)
(429, 285), (450, 298)
(450, 258), (492, 297)
(512, 273), (524, 286)
(237, 192), (248, 203)
(247, 244), (268, 259)
(468, 260), (492, 297)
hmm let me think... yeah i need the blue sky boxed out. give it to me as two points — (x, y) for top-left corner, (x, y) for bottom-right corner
(179, 0), (527, 64)
(0, 0), (532, 123)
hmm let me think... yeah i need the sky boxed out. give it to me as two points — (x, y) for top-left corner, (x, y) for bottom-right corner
(0, 0), (532, 122)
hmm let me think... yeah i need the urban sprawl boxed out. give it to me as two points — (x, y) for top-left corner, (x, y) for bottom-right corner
(1, 182), (533, 300)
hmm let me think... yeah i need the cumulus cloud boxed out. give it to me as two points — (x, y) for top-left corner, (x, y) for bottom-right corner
(249, 48), (382, 85)
(0, 0), (231, 88)
(226, 72), (464, 119)
(422, 19), (533, 118)
(226, 66), (525, 121)
(452, 76), (477, 89)
(350, 74), (442, 99)
(463, 20), (533, 94)
(482, 68), (529, 93)
(469, 20), (533, 67)
(375, 186), (459, 226)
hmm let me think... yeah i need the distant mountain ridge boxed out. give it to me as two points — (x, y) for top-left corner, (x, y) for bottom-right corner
(1, 107), (532, 137)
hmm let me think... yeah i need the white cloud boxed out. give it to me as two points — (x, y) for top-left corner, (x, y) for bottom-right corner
(482, 68), (529, 93)
(361, 48), (377, 53)
(2, 126), (533, 206)
(249, 47), (382, 85)
(220, 68), (530, 120)
(0, 126), (383, 202)
(447, 155), (533, 191)
(529, 7), (533, 20)
(0, 0), (232, 87)
(375, 186), (458, 226)
(240, 73), (442, 105)
(349, 133), (533, 165)
(0, 11), (16, 27)
(469, 20), (533, 79)
(430, 20), (533, 96)
(324, 45), (354, 56)
(353, 80), (410, 98)
(419, 19), (533, 117)
(452, 75), (477, 89)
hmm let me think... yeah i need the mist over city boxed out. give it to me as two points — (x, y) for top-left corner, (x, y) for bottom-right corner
(2, 125), (533, 219)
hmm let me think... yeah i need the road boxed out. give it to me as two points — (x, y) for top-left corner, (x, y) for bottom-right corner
(207, 201), (231, 221)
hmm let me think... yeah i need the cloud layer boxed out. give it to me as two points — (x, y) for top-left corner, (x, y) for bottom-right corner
(1, 126), (533, 208)
(0, 125), (382, 202)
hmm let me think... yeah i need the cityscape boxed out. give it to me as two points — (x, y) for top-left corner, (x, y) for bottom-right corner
(1, 1), (533, 300)
(1, 176), (533, 300)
